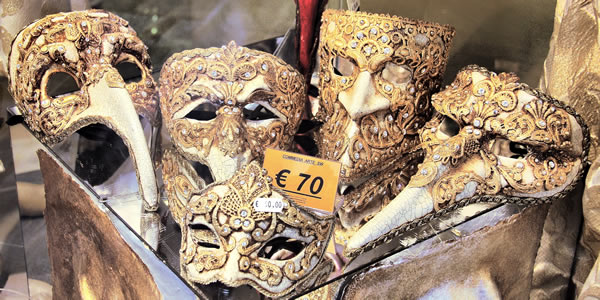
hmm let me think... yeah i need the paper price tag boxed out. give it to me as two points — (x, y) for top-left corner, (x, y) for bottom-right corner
(253, 198), (285, 213)
(263, 148), (341, 213)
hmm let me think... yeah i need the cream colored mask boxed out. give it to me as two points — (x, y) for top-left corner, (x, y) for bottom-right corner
(8, 10), (160, 211)
(159, 42), (305, 182)
(345, 65), (590, 257)
(315, 10), (455, 238)
(167, 157), (334, 297)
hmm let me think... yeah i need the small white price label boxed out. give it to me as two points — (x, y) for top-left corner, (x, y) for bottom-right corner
(253, 198), (285, 213)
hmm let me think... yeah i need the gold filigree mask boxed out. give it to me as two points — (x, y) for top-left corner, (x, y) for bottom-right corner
(163, 154), (334, 297)
(159, 42), (305, 182)
(8, 10), (159, 211)
(344, 65), (590, 257)
(314, 9), (455, 241)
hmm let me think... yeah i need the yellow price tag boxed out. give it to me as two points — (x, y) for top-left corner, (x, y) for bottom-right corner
(263, 148), (341, 213)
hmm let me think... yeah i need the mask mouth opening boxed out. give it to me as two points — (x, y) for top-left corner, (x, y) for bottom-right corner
(338, 171), (373, 197)
(50, 113), (155, 199)
(194, 282), (260, 299)
(73, 123), (130, 186)
(188, 223), (220, 249)
(258, 237), (307, 260)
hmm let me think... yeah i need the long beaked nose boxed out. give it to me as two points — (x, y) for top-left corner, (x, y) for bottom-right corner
(345, 186), (433, 255)
(338, 71), (390, 120)
(83, 68), (158, 211)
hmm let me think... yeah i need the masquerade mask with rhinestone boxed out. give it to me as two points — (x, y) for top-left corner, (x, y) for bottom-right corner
(159, 41), (305, 182)
(314, 9), (455, 241)
(8, 10), (160, 211)
(162, 153), (334, 297)
(344, 65), (590, 256)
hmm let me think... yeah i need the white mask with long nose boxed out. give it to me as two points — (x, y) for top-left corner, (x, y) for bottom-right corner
(344, 65), (590, 257)
(8, 10), (160, 211)
(314, 9), (455, 244)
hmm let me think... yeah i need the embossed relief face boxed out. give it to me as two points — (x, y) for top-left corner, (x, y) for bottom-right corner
(8, 10), (159, 211)
(174, 161), (333, 297)
(410, 66), (586, 210)
(159, 42), (305, 182)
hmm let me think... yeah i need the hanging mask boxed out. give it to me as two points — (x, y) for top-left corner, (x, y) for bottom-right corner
(344, 65), (590, 257)
(314, 10), (455, 240)
(165, 155), (334, 297)
(8, 10), (160, 211)
(159, 41), (305, 183)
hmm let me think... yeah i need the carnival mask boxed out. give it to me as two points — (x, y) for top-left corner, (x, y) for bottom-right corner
(8, 10), (160, 211)
(159, 42), (305, 182)
(314, 10), (455, 240)
(344, 65), (589, 256)
(163, 155), (334, 297)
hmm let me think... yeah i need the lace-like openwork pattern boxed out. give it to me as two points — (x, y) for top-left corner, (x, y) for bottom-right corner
(9, 10), (158, 144)
(316, 9), (455, 182)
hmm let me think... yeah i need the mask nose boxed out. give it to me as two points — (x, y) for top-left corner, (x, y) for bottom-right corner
(83, 66), (158, 211)
(338, 71), (390, 120)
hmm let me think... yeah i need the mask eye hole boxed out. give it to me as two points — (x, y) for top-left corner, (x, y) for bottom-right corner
(509, 141), (529, 159)
(184, 102), (218, 121)
(243, 103), (278, 121)
(188, 223), (220, 249)
(490, 138), (529, 159)
(339, 184), (355, 196)
(439, 116), (460, 137)
(190, 161), (214, 185)
(258, 237), (306, 260)
(46, 71), (80, 97)
(115, 61), (142, 84)
(332, 56), (355, 77)
(381, 63), (412, 87)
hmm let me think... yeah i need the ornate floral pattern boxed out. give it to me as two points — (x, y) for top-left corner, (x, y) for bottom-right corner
(8, 10), (159, 145)
(166, 156), (334, 297)
(159, 42), (305, 163)
(316, 9), (455, 182)
(411, 65), (585, 211)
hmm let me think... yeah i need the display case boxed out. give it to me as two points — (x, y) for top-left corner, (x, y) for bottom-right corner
(3, 0), (591, 299)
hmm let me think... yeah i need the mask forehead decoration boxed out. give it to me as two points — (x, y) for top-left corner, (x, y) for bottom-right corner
(315, 9), (454, 242)
(159, 42), (305, 182)
(8, 10), (159, 211)
(344, 65), (589, 257)
(163, 154), (334, 297)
